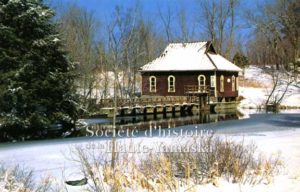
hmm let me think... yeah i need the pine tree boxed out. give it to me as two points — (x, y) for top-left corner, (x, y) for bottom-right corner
(0, 0), (81, 141)
(233, 52), (249, 69)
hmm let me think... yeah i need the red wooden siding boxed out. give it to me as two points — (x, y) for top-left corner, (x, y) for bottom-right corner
(141, 71), (238, 98)
(216, 71), (238, 98)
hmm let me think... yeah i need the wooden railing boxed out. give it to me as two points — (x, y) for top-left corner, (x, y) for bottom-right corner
(184, 85), (209, 94)
(98, 96), (190, 108)
(98, 85), (214, 108)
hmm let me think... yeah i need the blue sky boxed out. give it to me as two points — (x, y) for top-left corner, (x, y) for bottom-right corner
(49, 0), (196, 16)
(48, 0), (199, 27)
(47, 0), (257, 45)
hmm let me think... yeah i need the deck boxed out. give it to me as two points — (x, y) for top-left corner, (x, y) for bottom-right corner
(98, 97), (210, 118)
(96, 85), (237, 118)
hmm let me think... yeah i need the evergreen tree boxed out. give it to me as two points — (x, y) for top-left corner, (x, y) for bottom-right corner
(233, 52), (249, 69)
(0, 0), (81, 141)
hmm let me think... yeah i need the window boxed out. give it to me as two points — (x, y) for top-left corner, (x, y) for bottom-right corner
(198, 75), (206, 92)
(236, 77), (239, 91)
(220, 75), (224, 92)
(168, 75), (175, 92)
(232, 75), (236, 91)
(149, 76), (156, 92)
(210, 75), (216, 87)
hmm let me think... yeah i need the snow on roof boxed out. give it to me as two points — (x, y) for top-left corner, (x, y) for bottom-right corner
(207, 53), (242, 71)
(140, 42), (242, 72)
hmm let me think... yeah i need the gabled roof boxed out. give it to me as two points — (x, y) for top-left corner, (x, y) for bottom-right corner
(140, 42), (242, 72)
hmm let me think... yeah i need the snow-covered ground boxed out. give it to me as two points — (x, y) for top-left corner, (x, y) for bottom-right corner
(239, 66), (300, 109)
(0, 113), (300, 191)
(211, 129), (300, 192)
(195, 130), (300, 192)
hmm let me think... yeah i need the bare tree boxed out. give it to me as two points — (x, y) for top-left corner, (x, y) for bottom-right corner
(158, 4), (174, 43)
(177, 8), (190, 42)
(265, 67), (295, 108)
(217, 0), (231, 53)
(106, 5), (141, 167)
(198, 0), (237, 56)
(95, 42), (110, 100)
(246, 0), (299, 69)
(199, 0), (217, 46)
(245, 0), (299, 108)
(226, 0), (239, 58)
(58, 4), (99, 107)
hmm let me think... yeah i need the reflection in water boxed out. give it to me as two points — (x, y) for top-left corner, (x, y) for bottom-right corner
(84, 110), (245, 135)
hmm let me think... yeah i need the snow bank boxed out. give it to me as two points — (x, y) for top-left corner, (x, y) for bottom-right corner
(242, 66), (273, 86)
(239, 87), (267, 108)
(213, 129), (300, 192)
(239, 66), (300, 108)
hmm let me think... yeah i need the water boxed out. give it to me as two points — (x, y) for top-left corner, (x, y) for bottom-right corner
(0, 111), (299, 185)
(80, 110), (244, 136)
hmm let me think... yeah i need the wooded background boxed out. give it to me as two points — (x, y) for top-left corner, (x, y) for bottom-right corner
(52, 0), (299, 107)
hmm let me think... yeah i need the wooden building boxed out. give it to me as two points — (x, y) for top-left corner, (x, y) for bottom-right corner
(140, 42), (242, 102)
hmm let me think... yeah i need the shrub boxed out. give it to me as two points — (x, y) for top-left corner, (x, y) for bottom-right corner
(0, 164), (64, 192)
(158, 136), (283, 185)
(69, 135), (283, 191)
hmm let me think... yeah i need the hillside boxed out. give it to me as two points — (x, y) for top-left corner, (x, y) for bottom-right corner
(239, 66), (300, 109)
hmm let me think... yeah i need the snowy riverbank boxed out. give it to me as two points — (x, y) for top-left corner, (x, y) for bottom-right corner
(188, 128), (300, 192)
(0, 113), (300, 191)
(239, 66), (300, 109)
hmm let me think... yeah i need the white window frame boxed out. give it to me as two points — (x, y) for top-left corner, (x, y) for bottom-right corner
(236, 77), (239, 91)
(168, 75), (175, 92)
(198, 75), (206, 92)
(149, 76), (156, 93)
(210, 75), (216, 87)
(232, 75), (236, 91)
(220, 75), (224, 92)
